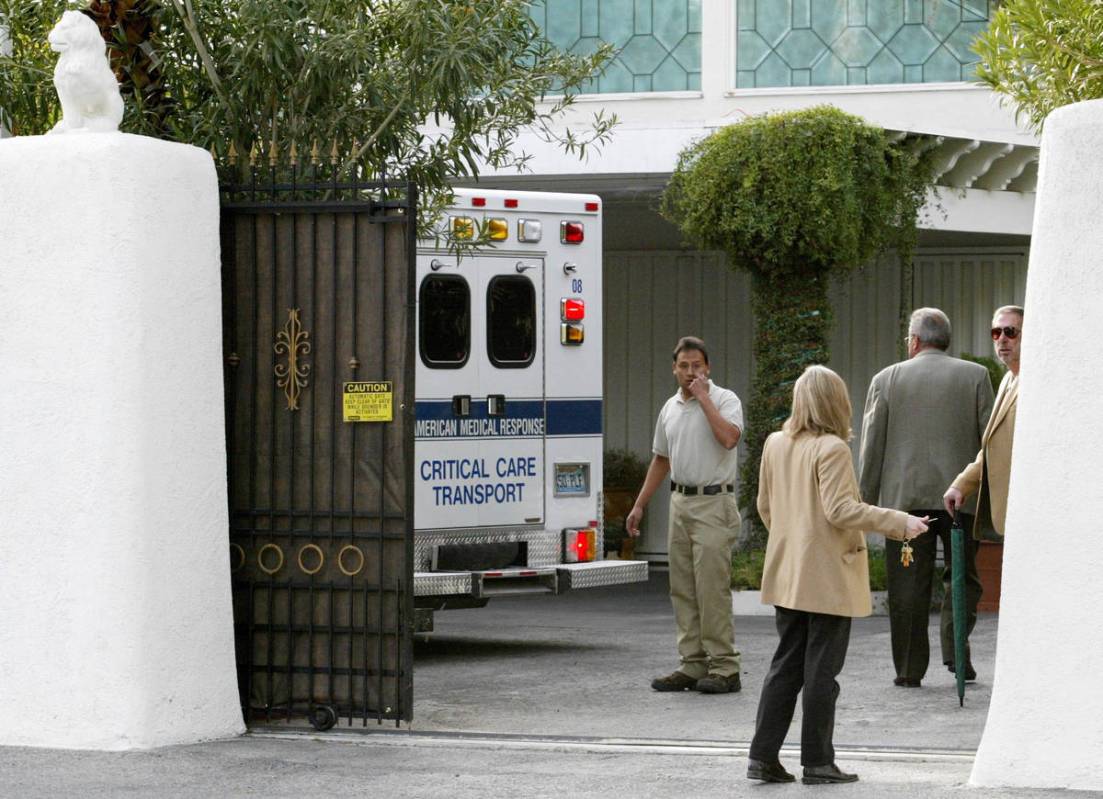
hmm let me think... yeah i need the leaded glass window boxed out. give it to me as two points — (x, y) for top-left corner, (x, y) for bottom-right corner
(736, 0), (994, 89)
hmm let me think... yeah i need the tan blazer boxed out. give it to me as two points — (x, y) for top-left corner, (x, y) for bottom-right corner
(858, 349), (993, 513)
(758, 432), (908, 618)
(952, 371), (1019, 539)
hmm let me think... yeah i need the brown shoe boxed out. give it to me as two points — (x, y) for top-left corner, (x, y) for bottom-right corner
(650, 671), (697, 692)
(695, 673), (742, 694)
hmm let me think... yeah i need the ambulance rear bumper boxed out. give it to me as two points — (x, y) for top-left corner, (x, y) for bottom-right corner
(414, 559), (648, 599)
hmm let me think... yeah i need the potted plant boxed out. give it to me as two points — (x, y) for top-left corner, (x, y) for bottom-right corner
(603, 448), (649, 558)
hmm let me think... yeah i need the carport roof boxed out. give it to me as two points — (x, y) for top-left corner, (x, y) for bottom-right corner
(460, 131), (1038, 200)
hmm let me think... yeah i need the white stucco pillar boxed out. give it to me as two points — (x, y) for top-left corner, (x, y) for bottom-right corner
(970, 99), (1103, 791)
(0, 132), (244, 749)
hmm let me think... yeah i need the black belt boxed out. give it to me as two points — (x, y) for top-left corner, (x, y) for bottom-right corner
(670, 481), (734, 496)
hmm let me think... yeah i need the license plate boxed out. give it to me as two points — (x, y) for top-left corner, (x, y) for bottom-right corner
(554, 463), (590, 497)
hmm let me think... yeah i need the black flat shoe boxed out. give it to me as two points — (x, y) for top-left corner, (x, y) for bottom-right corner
(803, 763), (859, 784)
(893, 676), (921, 687)
(747, 758), (795, 783)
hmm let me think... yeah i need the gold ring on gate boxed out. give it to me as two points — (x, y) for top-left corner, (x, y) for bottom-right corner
(298, 543), (325, 575)
(257, 543), (285, 575)
(338, 544), (365, 576)
(229, 543), (246, 573)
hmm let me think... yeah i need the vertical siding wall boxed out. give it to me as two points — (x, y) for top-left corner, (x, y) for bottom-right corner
(605, 247), (1028, 560)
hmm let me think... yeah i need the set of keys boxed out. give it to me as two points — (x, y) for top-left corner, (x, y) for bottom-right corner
(900, 540), (914, 568)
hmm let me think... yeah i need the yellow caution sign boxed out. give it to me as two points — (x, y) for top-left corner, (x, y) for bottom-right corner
(343, 381), (393, 422)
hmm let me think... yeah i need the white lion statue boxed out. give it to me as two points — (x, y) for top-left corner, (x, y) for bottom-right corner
(48, 10), (124, 134)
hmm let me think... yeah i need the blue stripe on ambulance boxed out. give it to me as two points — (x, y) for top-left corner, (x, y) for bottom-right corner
(413, 399), (601, 439)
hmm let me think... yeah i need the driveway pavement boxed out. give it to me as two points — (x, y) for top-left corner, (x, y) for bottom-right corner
(2, 572), (1092, 798)
(412, 570), (996, 751)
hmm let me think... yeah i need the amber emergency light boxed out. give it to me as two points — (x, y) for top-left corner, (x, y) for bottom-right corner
(451, 216), (474, 240)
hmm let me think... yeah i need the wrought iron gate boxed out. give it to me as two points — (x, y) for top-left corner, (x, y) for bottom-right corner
(219, 160), (415, 729)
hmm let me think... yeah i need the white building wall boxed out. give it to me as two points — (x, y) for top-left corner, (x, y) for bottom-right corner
(0, 133), (243, 749)
(971, 97), (1103, 793)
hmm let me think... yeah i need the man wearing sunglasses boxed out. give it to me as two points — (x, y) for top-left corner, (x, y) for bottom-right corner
(944, 305), (1024, 643)
(859, 308), (994, 688)
(944, 306), (1022, 534)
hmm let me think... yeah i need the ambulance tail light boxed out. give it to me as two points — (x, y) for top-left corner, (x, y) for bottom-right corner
(561, 220), (584, 244)
(560, 298), (585, 321)
(518, 218), (542, 243)
(451, 216), (474, 240)
(560, 322), (585, 345)
(563, 527), (596, 563)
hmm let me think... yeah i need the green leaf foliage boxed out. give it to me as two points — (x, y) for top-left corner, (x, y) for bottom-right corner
(960, 351), (1006, 394)
(731, 547), (888, 591)
(603, 448), (649, 490)
(0, 0), (616, 228)
(662, 107), (933, 546)
(973, 0), (1103, 133)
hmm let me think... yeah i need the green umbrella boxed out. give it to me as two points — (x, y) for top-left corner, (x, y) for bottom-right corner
(951, 511), (968, 707)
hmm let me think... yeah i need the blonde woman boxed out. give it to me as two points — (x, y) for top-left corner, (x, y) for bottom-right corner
(747, 366), (929, 785)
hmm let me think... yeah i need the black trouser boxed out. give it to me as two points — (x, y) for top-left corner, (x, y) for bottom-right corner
(885, 509), (982, 681)
(750, 606), (851, 767)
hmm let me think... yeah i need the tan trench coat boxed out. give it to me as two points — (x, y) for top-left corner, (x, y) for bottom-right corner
(951, 371), (1019, 539)
(758, 432), (909, 618)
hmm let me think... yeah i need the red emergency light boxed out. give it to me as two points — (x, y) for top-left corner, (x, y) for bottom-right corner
(560, 298), (585, 321)
(561, 220), (584, 244)
(585, 201), (599, 212)
(504, 198), (519, 208)
(472, 197), (486, 207)
(563, 527), (596, 563)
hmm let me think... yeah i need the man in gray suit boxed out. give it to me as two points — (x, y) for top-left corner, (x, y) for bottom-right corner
(859, 308), (994, 687)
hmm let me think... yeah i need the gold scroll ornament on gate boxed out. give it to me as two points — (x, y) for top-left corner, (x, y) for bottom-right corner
(274, 308), (311, 411)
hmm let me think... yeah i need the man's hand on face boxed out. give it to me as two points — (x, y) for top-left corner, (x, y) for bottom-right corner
(688, 372), (710, 400)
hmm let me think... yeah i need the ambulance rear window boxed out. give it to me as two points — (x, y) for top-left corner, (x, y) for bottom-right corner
(419, 275), (470, 368)
(487, 276), (535, 368)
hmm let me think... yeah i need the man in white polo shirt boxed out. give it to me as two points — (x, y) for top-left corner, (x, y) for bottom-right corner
(627, 336), (744, 694)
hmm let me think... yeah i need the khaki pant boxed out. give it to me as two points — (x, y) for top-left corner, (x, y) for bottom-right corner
(667, 491), (740, 678)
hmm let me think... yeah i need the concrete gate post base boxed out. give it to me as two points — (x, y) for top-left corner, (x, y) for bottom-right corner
(0, 133), (244, 749)
(970, 99), (1103, 792)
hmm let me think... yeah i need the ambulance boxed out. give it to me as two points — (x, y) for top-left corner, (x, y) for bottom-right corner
(413, 188), (648, 622)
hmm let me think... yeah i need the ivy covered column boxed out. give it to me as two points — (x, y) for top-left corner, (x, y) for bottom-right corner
(662, 106), (933, 547)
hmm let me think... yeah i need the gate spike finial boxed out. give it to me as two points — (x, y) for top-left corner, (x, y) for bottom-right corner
(228, 141), (239, 166)
(269, 139), (279, 167)
(330, 139), (340, 166)
(249, 142), (258, 167)
(310, 140), (321, 166)
(289, 141), (299, 166)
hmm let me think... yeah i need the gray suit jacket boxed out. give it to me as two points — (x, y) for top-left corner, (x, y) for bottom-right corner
(858, 349), (994, 513)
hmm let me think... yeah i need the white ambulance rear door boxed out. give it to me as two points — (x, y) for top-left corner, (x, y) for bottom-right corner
(414, 253), (482, 531)
(474, 254), (545, 528)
